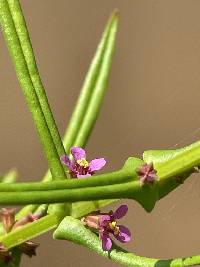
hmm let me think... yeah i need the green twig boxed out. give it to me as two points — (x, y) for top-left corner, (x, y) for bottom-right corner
(0, 170), (131, 192)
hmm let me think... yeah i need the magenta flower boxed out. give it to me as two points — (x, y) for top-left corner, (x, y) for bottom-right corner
(82, 205), (131, 251)
(60, 147), (106, 178)
(136, 162), (158, 185)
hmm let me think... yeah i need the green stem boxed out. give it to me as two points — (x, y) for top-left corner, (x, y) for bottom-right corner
(0, 0), (65, 180)
(7, 0), (66, 158)
(0, 170), (131, 192)
(0, 182), (138, 205)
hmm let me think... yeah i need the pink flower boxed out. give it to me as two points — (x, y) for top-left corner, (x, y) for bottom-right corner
(60, 147), (106, 178)
(82, 205), (131, 251)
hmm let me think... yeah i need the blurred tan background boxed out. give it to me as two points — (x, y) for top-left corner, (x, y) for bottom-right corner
(1, 0), (200, 266)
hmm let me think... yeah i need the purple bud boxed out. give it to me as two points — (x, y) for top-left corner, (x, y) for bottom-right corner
(12, 213), (38, 230)
(0, 208), (15, 233)
(19, 241), (39, 257)
(82, 215), (100, 229)
(137, 162), (158, 185)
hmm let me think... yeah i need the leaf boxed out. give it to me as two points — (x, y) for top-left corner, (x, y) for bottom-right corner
(7, 0), (66, 158)
(0, 0), (66, 180)
(0, 215), (60, 250)
(63, 10), (119, 151)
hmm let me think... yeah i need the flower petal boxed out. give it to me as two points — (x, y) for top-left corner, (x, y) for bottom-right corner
(70, 147), (86, 161)
(114, 225), (131, 243)
(77, 174), (91, 179)
(89, 158), (106, 172)
(113, 205), (128, 219)
(99, 215), (110, 227)
(60, 155), (71, 167)
(100, 232), (112, 251)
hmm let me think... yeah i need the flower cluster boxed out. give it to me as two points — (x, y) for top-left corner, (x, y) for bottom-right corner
(61, 147), (106, 178)
(82, 205), (131, 251)
(0, 209), (40, 263)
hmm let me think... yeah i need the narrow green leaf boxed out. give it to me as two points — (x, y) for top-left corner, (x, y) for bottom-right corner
(0, 0), (65, 180)
(0, 214), (60, 249)
(63, 10), (118, 151)
(7, 0), (66, 158)
(54, 216), (200, 267)
(72, 13), (118, 147)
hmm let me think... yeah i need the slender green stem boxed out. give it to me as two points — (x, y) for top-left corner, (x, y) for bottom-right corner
(0, 0), (65, 180)
(0, 182), (138, 205)
(0, 170), (131, 192)
(7, 0), (66, 158)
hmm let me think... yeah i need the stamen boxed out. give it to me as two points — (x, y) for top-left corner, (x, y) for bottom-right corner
(77, 158), (89, 168)
(109, 221), (119, 235)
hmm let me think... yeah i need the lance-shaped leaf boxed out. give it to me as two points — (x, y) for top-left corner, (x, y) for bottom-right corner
(0, 0), (66, 180)
(6, 0), (66, 158)
(0, 214), (61, 250)
(63, 10), (118, 151)
(54, 216), (200, 267)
